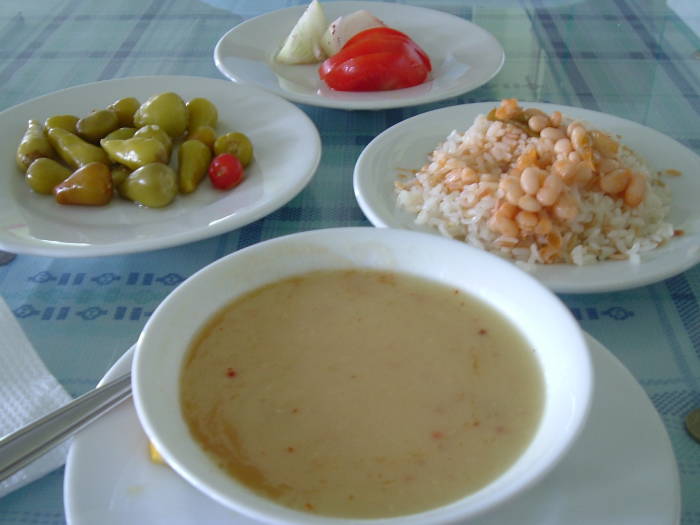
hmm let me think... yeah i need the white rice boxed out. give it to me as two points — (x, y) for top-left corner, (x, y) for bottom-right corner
(395, 112), (675, 266)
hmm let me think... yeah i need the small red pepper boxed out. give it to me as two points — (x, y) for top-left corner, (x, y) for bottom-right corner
(209, 153), (244, 191)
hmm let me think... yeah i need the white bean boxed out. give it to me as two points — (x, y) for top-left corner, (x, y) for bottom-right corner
(534, 212), (552, 235)
(505, 183), (524, 205)
(528, 115), (549, 132)
(520, 167), (543, 194)
(515, 210), (538, 230)
(600, 168), (630, 195)
(537, 187), (558, 207)
(495, 201), (518, 219)
(489, 215), (519, 237)
(571, 126), (590, 151)
(568, 151), (582, 163)
(567, 121), (583, 137)
(550, 111), (562, 127)
(624, 171), (646, 207)
(554, 137), (572, 156)
(540, 127), (566, 141)
(590, 130), (619, 157)
(536, 174), (564, 206)
(573, 161), (593, 186)
(518, 194), (542, 212)
(598, 157), (620, 175)
(552, 160), (576, 183)
(553, 193), (578, 221)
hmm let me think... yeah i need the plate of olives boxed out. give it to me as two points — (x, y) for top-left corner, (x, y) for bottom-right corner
(1, 75), (321, 257)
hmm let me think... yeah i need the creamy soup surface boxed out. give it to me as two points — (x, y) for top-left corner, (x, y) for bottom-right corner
(181, 270), (544, 518)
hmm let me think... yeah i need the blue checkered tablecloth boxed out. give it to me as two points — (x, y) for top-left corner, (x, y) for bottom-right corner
(0, 0), (698, 523)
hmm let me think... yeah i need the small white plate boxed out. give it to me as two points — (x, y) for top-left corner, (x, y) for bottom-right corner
(0, 76), (320, 257)
(63, 334), (680, 524)
(353, 102), (700, 293)
(213, 2), (505, 110)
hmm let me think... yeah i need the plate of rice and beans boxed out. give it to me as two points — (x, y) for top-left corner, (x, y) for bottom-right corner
(354, 99), (700, 293)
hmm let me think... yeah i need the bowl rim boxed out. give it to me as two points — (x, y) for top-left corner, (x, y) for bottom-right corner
(132, 226), (593, 525)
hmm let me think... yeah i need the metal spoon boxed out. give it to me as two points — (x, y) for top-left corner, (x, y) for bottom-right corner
(0, 372), (132, 482)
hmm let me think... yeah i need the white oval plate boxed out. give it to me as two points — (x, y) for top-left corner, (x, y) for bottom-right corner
(0, 76), (321, 257)
(213, 2), (504, 110)
(63, 333), (680, 525)
(354, 102), (700, 293)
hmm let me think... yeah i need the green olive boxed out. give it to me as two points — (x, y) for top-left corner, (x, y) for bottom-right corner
(76, 109), (120, 143)
(133, 92), (188, 138)
(107, 97), (140, 127)
(186, 97), (218, 133)
(47, 127), (108, 169)
(118, 163), (177, 208)
(53, 162), (113, 206)
(25, 158), (72, 194)
(213, 132), (253, 167)
(110, 164), (131, 186)
(103, 127), (136, 141)
(187, 125), (216, 151)
(16, 119), (56, 171)
(101, 137), (168, 170)
(134, 125), (172, 157)
(44, 115), (79, 134)
(178, 139), (212, 194)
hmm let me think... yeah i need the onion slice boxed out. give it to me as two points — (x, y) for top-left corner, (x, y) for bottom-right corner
(276, 0), (328, 64)
(320, 10), (385, 57)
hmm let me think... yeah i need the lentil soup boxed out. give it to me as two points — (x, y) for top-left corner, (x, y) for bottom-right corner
(180, 269), (544, 518)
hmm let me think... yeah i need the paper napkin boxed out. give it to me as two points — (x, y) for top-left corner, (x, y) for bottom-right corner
(0, 296), (73, 499)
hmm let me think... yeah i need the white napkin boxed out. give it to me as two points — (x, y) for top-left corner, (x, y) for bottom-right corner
(0, 296), (73, 499)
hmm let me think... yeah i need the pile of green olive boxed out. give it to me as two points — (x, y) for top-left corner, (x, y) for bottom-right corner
(15, 92), (254, 208)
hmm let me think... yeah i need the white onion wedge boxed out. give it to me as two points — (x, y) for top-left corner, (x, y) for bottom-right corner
(275, 0), (328, 64)
(320, 10), (385, 56)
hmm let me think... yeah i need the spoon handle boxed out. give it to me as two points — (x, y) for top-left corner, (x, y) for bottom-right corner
(0, 372), (132, 482)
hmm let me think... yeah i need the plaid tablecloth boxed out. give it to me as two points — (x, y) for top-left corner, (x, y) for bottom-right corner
(0, 0), (698, 523)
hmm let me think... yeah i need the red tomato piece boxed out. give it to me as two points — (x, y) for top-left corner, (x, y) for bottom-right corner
(343, 27), (431, 72)
(319, 38), (419, 78)
(344, 26), (413, 47)
(208, 153), (244, 190)
(318, 26), (432, 92)
(320, 49), (429, 92)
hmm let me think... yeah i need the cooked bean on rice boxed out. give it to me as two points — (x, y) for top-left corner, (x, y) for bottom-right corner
(395, 99), (676, 266)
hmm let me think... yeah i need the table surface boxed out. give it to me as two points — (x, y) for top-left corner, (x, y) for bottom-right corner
(0, 0), (698, 523)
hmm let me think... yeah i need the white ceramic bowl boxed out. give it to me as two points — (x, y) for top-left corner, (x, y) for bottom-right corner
(132, 227), (593, 525)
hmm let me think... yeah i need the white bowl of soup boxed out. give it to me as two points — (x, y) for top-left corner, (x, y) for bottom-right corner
(132, 227), (592, 524)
